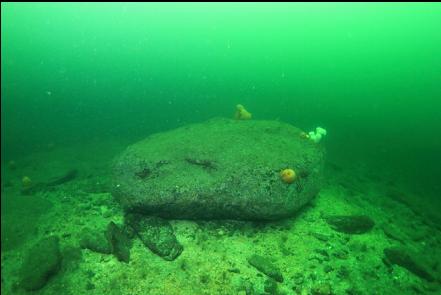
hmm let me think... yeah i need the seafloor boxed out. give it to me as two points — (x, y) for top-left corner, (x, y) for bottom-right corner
(1, 138), (441, 295)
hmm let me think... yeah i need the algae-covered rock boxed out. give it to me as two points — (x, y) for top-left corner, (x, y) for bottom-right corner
(18, 236), (62, 291)
(112, 118), (324, 220)
(247, 254), (284, 282)
(126, 213), (183, 261)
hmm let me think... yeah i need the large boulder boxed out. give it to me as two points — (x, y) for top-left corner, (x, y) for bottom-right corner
(112, 118), (324, 221)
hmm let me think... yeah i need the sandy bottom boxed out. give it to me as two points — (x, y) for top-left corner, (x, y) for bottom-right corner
(1, 140), (441, 295)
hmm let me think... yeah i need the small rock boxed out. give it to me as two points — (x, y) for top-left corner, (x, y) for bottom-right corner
(102, 207), (113, 218)
(199, 274), (210, 284)
(126, 213), (183, 261)
(314, 248), (329, 257)
(85, 282), (95, 290)
(232, 277), (255, 295)
(383, 247), (435, 282)
(292, 272), (304, 285)
(323, 265), (333, 273)
(264, 278), (278, 294)
(311, 283), (332, 295)
(337, 265), (350, 279)
(310, 231), (330, 242)
(84, 270), (95, 278)
(408, 227), (429, 242)
(18, 236), (62, 291)
(325, 215), (374, 234)
(247, 254), (283, 282)
(80, 229), (111, 254)
(332, 249), (349, 260)
(383, 224), (407, 243)
(106, 222), (130, 263)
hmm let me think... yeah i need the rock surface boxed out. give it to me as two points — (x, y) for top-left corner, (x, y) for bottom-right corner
(112, 118), (324, 220)
(126, 213), (183, 261)
(18, 236), (62, 291)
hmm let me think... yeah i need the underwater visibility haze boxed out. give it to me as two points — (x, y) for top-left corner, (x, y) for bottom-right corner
(1, 2), (441, 294)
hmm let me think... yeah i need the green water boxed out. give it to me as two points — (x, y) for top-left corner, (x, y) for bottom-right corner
(1, 3), (441, 294)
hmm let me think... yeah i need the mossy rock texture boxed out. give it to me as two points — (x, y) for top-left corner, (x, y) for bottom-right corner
(112, 118), (324, 220)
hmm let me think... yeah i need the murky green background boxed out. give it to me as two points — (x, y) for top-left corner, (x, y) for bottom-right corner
(2, 2), (441, 201)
